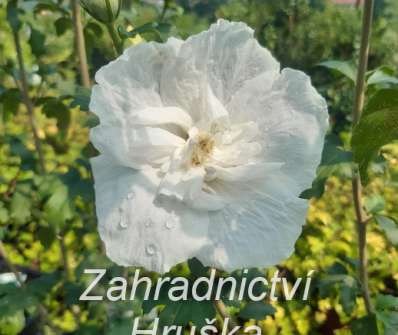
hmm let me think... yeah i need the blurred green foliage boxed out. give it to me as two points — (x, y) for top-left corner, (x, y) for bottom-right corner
(0, 0), (397, 334)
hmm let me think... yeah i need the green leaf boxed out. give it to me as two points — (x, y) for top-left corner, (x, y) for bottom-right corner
(83, 113), (100, 129)
(159, 299), (215, 327)
(376, 294), (398, 335)
(238, 301), (276, 320)
(187, 300), (216, 327)
(340, 284), (357, 315)
(142, 278), (216, 328)
(37, 225), (56, 248)
(318, 274), (358, 302)
(8, 136), (37, 171)
(64, 282), (88, 306)
(0, 88), (21, 121)
(42, 98), (71, 131)
(351, 315), (379, 335)
(85, 21), (104, 37)
(75, 325), (103, 335)
(363, 89), (398, 116)
(70, 86), (91, 111)
(0, 273), (61, 316)
(6, 0), (21, 32)
(352, 89), (398, 181)
(54, 17), (72, 36)
(60, 168), (94, 202)
(300, 135), (352, 199)
(376, 294), (398, 310)
(106, 319), (133, 335)
(0, 202), (9, 224)
(368, 68), (398, 86)
(27, 272), (61, 298)
(44, 183), (74, 227)
(364, 195), (385, 214)
(375, 215), (398, 246)
(188, 258), (209, 278)
(319, 60), (356, 82)
(352, 108), (398, 181)
(319, 135), (353, 166)
(0, 284), (36, 316)
(119, 22), (172, 42)
(10, 192), (31, 224)
(29, 27), (46, 58)
(0, 310), (25, 335)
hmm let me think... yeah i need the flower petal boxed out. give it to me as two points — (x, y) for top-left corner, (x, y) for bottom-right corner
(227, 68), (329, 194)
(160, 19), (280, 116)
(198, 194), (308, 271)
(90, 125), (185, 168)
(89, 39), (184, 166)
(91, 155), (212, 273)
(158, 167), (225, 211)
(210, 162), (283, 183)
(131, 106), (193, 132)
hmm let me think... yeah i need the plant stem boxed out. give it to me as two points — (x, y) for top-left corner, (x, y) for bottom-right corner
(12, 30), (46, 174)
(106, 23), (123, 56)
(103, 0), (123, 55)
(71, 0), (90, 88)
(214, 299), (239, 330)
(351, 0), (374, 315)
(59, 233), (72, 281)
(211, 269), (239, 330)
(160, 0), (169, 21)
(58, 231), (82, 327)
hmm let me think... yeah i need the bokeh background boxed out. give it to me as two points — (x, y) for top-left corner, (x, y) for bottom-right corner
(0, 0), (397, 334)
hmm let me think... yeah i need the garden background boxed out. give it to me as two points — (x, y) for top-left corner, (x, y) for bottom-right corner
(0, 0), (397, 334)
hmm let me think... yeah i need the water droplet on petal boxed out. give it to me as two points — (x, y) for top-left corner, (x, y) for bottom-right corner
(145, 219), (153, 228)
(118, 207), (128, 229)
(118, 214), (128, 229)
(165, 219), (174, 230)
(146, 244), (156, 256)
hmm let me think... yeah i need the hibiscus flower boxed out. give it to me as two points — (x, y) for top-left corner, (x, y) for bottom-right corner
(90, 19), (329, 273)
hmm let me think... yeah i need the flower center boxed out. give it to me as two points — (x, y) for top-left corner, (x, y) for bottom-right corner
(190, 131), (215, 167)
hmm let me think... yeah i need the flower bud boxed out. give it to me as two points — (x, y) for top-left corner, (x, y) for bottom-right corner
(80, 0), (121, 24)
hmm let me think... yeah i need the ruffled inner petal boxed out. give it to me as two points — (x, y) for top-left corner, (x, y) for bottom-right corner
(210, 162), (283, 183)
(131, 106), (193, 132)
(158, 166), (225, 211)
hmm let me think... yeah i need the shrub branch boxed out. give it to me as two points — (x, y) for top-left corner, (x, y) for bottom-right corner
(11, 29), (46, 174)
(72, 0), (91, 88)
(351, 0), (375, 315)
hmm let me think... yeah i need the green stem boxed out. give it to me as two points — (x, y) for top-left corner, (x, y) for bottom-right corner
(71, 0), (90, 88)
(58, 233), (72, 281)
(12, 29), (46, 174)
(351, 0), (375, 315)
(214, 299), (238, 330)
(160, 0), (169, 21)
(106, 23), (123, 56)
(212, 269), (238, 330)
(104, 0), (123, 55)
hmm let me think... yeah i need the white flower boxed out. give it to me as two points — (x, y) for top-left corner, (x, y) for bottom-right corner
(90, 19), (328, 273)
